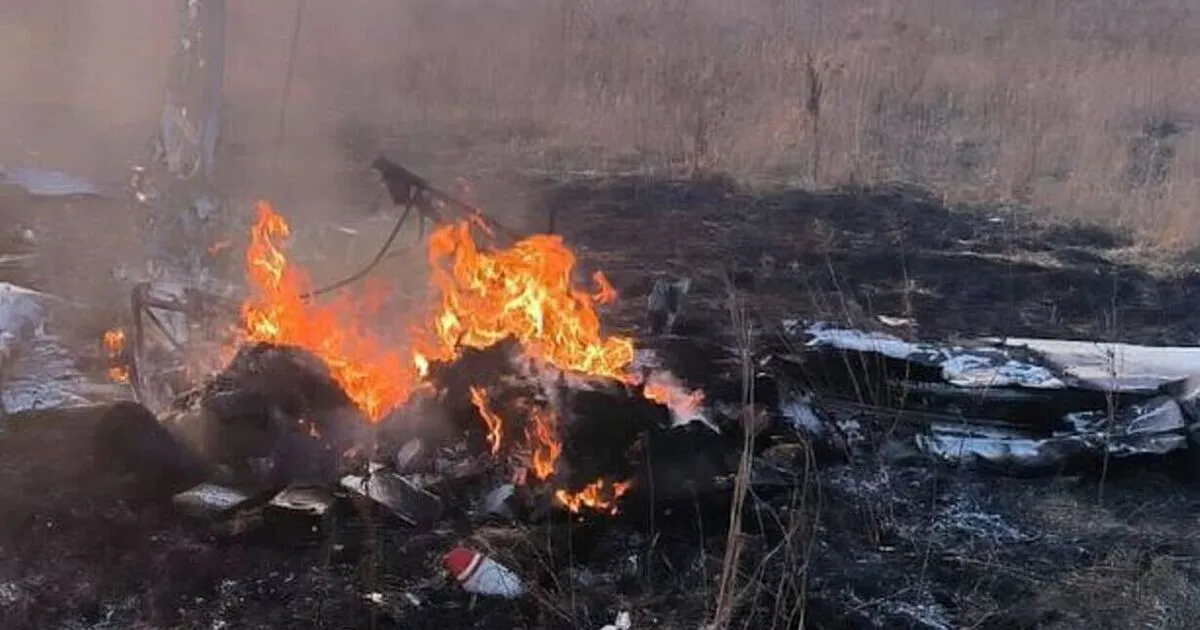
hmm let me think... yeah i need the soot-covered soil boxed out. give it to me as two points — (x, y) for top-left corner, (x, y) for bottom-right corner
(541, 176), (1200, 344)
(6, 177), (1200, 629)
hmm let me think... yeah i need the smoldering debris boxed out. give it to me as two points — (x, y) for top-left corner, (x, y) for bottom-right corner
(14, 313), (1200, 628)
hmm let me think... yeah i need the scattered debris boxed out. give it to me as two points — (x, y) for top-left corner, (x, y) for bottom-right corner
(0, 167), (120, 198)
(876, 314), (915, 329)
(646, 277), (689, 335)
(340, 468), (444, 527)
(265, 485), (336, 543)
(394, 438), (424, 471)
(443, 547), (525, 599)
(796, 321), (1066, 389)
(599, 611), (632, 630)
(15, 165), (1200, 629)
(172, 482), (257, 520)
(482, 483), (516, 519)
(171, 482), (266, 536)
(995, 336), (1200, 391)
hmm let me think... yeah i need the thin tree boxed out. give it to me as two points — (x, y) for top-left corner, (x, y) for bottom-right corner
(130, 0), (228, 288)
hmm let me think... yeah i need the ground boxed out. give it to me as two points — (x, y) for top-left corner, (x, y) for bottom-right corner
(6, 1), (1200, 627)
(5, 175), (1200, 629)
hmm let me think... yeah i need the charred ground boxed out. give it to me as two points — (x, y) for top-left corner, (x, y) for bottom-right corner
(4, 177), (1200, 629)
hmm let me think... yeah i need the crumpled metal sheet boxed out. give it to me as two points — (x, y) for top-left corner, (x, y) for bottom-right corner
(991, 337), (1200, 392)
(775, 320), (1200, 473)
(0, 282), (124, 416)
(2, 334), (98, 414)
(0, 282), (48, 357)
(0, 167), (121, 198)
(794, 321), (1067, 389)
(915, 397), (1189, 471)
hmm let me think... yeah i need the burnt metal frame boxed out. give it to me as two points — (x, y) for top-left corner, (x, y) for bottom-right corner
(128, 281), (238, 409)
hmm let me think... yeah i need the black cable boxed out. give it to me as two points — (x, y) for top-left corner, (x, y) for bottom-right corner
(272, 0), (307, 169)
(294, 158), (541, 300)
(299, 202), (413, 299)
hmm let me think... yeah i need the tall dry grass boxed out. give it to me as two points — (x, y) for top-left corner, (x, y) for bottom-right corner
(5, 0), (1200, 245)
(305, 0), (1200, 246)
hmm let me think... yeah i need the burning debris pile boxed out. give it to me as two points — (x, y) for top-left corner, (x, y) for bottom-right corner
(40, 185), (1200, 628)
(104, 200), (718, 539)
(16, 172), (1200, 628)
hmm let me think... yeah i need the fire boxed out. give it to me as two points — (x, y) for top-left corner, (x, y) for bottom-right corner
(236, 200), (662, 514)
(424, 220), (634, 379)
(591, 271), (617, 304)
(102, 328), (129, 383)
(554, 479), (632, 515)
(642, 372), (707, 427)
(468, 386), (503, 455)
(643, 381), (704, 411)
(239, 201), (423, 420)
(526, 404), (561, 481)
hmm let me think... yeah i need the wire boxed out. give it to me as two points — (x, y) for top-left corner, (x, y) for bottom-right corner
(266, 2), (419, 301)
(299, 201), (414, 299)
(272, 0), (308, 167)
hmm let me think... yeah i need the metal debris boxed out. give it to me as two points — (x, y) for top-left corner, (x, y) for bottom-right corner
(0, 167), (119, 198)
(340, 469), (443, 527)
(172, 482), (258, 520)
(482, 483), (516, 519)
(265, 485), (336, 543)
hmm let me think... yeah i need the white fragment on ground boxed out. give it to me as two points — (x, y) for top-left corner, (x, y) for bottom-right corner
(599, 611), (632, 630)
(0, 282), (50, 355)
(779, 395), (824, 435)
(933, 489), (1032, 545)
(877, 315), (915, 328)
(880, 601), (955, 630)
(993, 337), (1200, 391)
(173, 483), (253, 516)
(1, 334), (98, 413)
(801, 321), (1067, 389)
(0, 581), (24, 605)
(0, 253), (36, 267)
(916, 425), (1046, 467)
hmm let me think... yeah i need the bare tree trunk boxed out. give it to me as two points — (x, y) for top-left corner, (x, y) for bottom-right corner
(130, 0), (228, 289)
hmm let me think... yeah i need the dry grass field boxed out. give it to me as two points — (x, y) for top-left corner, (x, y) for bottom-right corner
(2, 1), (1199, 245)
(5, 1), (1200, 246)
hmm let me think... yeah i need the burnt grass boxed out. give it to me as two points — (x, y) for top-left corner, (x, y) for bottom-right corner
(6, 177), (1200, 628)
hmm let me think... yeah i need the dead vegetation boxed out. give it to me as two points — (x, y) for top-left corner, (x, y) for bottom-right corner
(4, 1), (1200, 246)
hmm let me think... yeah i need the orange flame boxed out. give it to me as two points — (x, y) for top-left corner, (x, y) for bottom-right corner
(240, 201), (423, 420)
(591, 271), (617, 305)
(424, 221), (635, 379)
(468, 386), (504, 455)
(554, 479), (632, 515)
(643, 377), (706, 423)
(236, 200), (652, 514)
(102, 328), (129, 383)
(526, 404), (561, 481)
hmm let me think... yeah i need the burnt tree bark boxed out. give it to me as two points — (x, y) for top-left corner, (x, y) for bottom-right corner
(129, 0), (229, 288)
